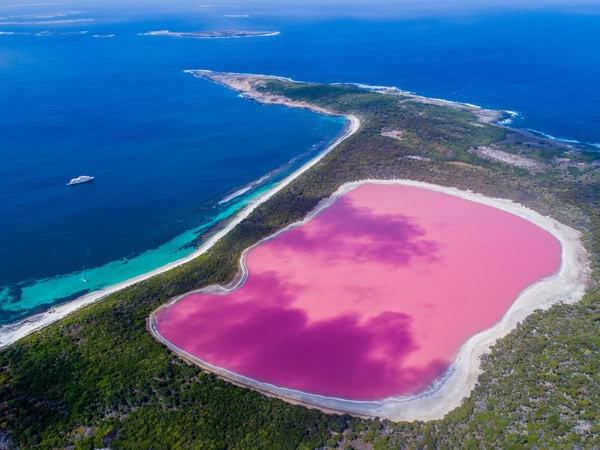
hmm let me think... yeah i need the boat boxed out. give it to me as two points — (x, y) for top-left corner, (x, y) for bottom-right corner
(67, 175), (94, 186)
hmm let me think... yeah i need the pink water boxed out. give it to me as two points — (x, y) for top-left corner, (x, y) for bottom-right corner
(157, 184), (561, 401)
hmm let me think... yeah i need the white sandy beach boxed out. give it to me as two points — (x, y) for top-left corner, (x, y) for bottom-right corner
(149, 178), (589, 422)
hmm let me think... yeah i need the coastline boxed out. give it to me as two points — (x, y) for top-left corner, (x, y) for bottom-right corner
(149, 179), (590, 421)
(0, 70), (590, 420)
(0, 100), (360, 349)
(192, 70), (600, 152)
(344, 82), (508, 124)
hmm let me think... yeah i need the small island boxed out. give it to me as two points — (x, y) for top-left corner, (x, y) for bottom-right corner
(140, 30), (280, 38)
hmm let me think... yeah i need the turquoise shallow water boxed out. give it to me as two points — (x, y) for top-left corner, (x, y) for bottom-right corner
(0, 184), (267, 315)
(0, 2), (599, 324)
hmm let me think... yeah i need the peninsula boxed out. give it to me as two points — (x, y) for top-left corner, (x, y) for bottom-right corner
(150, 71), (589, 421)
(1, 71), (598, 448)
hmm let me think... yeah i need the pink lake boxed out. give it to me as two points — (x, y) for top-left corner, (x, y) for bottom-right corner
(156, 184), (561, 401)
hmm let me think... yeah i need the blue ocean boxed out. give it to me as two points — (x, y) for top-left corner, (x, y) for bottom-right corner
(1, 2), (599, 324)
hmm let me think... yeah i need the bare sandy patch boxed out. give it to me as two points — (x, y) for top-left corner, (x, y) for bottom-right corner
(404, 155), (431, 162)
(476, 146), (545, 171)
(381, 129), (404, 140)
(447, 161), (484, 170)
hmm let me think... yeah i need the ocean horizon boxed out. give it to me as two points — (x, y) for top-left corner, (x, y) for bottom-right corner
(1, 2), (599, 325)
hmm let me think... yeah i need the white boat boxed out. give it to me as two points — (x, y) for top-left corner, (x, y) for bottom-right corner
(67, 175), (94, 186)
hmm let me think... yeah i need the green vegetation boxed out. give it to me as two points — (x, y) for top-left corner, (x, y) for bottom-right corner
(1, 76), (600, 448)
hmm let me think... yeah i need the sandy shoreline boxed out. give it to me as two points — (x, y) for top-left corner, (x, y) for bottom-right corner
(149, 179), (589, 421)
(0, 97), (360, 349)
